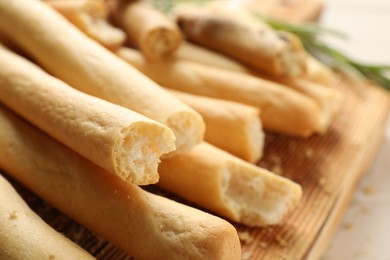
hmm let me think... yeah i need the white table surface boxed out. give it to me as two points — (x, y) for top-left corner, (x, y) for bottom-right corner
(321, 0), (390, 259)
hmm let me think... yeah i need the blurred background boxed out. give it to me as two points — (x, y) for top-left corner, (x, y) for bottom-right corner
(322, 0), (390, 258)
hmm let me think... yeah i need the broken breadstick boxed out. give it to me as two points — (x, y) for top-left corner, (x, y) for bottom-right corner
(46, 0), (126, 50)
(158, 142), (303, 226)
(175, 41), (251, 74)
(110, 0), (182, 59)
(0, 45), (175, 185)
(0, 105), (241, 260)
(174, 42), (342, 133)
(303, 54), (335, 86)
(175, 6), (306, 77)
(0, 0), (204, 154)
(170, 90), (264, 163)
(0, 175), (95, 260)
(255, 74), (343, 133)
(118, 47), (321, 137)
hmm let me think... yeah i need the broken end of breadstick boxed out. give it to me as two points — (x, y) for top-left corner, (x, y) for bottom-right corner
(281, 78), (343, 134)
(165, 109), (205, 156)
(47, 0), (126, 50)
(222, 159), (302, 226)
(140, 25), (182, 60)
(277, 31), (308, 77)
(170, 89), (264, 162)
(158, 142), (301, 226)
(114, 120), (176, 185)
(304, 54), (336, 86)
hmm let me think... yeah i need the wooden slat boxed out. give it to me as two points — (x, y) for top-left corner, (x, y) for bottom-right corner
(240, 81), (390, 259)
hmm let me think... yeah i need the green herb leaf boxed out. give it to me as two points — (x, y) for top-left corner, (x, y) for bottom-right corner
(253, 13), (390, 90)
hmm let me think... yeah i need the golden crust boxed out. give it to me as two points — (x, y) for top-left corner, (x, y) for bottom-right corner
(0, 0), (204, 154)
(0, 45), (176, 185)
(0, 105), (241, 259)
(0, 175), (94, 260)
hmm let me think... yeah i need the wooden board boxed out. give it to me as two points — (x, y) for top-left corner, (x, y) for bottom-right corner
(2, 1), (389, 259)
(240, 81), (390, 259)
(4, 78), (389, 259)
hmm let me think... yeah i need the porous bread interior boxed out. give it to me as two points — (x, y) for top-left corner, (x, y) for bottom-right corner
(245, 114), (264, 162)
(165, 110), (204, 155)
(145, 28), (179, 58)
(113, 122), (175, 184)
(279, 33), (305, 77)
(221, 162), (301, 226)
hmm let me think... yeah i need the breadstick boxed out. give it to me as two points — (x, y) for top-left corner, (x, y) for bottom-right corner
(174, 43), (342, 133)
(177, 41), (334, 87)
(110, 0), (182, 60)
(118, 47), (321, 136)
(0, 45), (175, 185)
(158, 142), (302, 226)
(255, 75), (343, 133)
(0, 105), (241, 260)
(0, 0), (204, 154)
(176, 41), (251, 73)
(303, 54), (335, 86)
(170, 90), (264, 163)
(46, 0), (126, 50)
(175, 6), (306, 77)
(0, 175), (94, 260)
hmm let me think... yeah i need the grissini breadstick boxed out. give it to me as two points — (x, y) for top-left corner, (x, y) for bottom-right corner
(174, 42), (342, 133)
(0, 45), (175, 185)
(170, 89), (264, 163)
(0, 105), (241, 260)
(118, 47), (321, 137)
(0, 0), (204, 154)
(177, 41), (335, 87)
(175, 41), (251, 74)
(45, 0), (126, 50)
(175, 6), (306, 77)
(303, 54), (335, 86)
(110, 0), (182, 60)
(0, 175), (95, 260)
(158, 142), (303, 226)
(255, 74), (343, 133)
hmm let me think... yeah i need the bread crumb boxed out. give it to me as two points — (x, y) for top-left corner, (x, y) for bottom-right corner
(269, 154), (282, 165)
(242, 251), (253, 260)
(318, 177), (332, 195)
(9, 210), (17, 220)
(362, 185), (376, 195)
(276, 234), (290, 248)
(259, 241), (268, 248)
(278, 252), (288, 259)
(49, 254), (55, 260)
(305, 148), (314, 158)
(238, 231), (253, 244)
(272, 165), (283, 175)
(343, 222), (354, 231)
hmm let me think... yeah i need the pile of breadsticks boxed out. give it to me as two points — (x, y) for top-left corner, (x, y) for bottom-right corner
(0, 0), (342, 259)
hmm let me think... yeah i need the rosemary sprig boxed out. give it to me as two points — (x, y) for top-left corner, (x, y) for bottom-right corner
(152, 1), (390, 90)
(150, 0), (207, 14)
(257, 14), (390, 90)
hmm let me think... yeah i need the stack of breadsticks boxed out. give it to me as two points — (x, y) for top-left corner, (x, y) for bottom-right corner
(0, 0), (342, 258)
